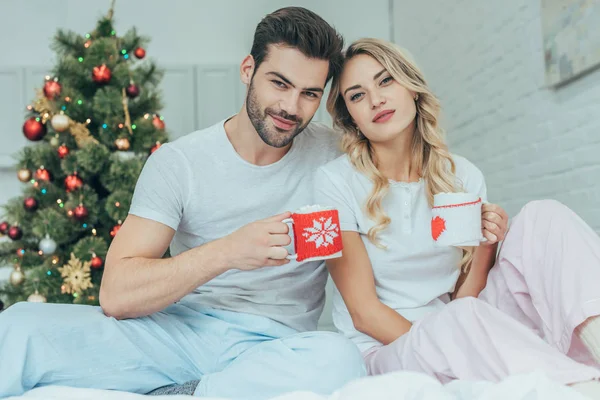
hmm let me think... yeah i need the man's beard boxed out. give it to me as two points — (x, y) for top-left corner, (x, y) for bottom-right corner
(246, 81), (310, 148)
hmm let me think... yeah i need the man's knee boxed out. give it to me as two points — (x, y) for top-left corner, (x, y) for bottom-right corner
(0, 302), (43, 332)
(289, 332), (366, 393)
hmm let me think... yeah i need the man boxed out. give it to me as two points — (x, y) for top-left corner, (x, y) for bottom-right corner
(0, 6), (366, 399)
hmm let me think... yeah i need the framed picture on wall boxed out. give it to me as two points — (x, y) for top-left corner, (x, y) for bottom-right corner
(541, 0), (600, 87)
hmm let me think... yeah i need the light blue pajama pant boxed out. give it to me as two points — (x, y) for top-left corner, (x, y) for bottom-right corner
(0, 298), (366, 399)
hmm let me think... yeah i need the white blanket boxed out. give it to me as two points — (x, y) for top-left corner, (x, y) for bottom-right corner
(6, 370), (589, 400)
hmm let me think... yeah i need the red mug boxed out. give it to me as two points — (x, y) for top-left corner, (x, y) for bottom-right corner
(283, 206), (343, 262)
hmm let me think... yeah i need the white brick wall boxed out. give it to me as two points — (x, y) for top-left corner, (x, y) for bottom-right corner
(393, 0), (600, 233)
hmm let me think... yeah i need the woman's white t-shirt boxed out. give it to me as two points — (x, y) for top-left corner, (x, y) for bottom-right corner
(314, 154), (487, 352)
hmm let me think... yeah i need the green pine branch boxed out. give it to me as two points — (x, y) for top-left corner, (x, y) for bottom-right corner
(52, 30), (87, 57)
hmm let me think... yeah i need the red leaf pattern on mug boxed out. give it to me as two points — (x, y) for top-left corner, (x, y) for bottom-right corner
(431, 215), (446, 241)
(302, 217), (339, 248)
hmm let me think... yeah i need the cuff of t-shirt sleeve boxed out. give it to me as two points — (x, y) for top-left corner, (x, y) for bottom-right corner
(128, 207), (180, 231)
(340, 222), (359, 232)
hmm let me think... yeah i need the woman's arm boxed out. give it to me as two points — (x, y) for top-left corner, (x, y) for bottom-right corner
(453, 203), (509, 299)
(452, 244), (496, 299)
(327, 231), (412, 345)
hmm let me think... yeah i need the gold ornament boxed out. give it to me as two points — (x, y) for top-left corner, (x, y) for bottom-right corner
(51, 114), (70, 132)
(58, 253), (93, 294)
(70, 120), (98, 147)
(27, 290), (47, 303)
(17, 168), (32, 182)
(32, 90), (53, 124)
(49, 135), (60, 147)
(115, 137), (130, 151)
(10, 266), (25, 286)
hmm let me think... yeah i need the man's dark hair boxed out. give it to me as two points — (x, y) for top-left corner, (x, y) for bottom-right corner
(250, 7), (344, 83)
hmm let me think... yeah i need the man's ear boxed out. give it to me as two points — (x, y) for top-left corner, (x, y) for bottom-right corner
(240, 55), (255, 85)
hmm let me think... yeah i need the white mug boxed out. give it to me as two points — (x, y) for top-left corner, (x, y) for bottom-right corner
(431, 192), (487, 247)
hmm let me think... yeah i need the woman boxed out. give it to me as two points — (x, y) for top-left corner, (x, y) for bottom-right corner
(314, 38), (600, 395)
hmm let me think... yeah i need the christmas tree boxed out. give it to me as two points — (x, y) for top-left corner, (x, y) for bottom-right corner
(0, 2), (169, 309)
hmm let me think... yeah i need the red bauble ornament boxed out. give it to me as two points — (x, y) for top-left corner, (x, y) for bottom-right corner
(23, 197), (38, 212)
(92, 64), (112, 84)
(110, 224), (121, 238)
(8, 226), (23, 241)
(35, 167), (52, 182)
(134, 47), (146, 59)
(64, 174), (83, 192)
(91, 255), (104, 269)
(23, 118), (47, 141)
(73, 204), (88, 221)
(43, 80), (62, 99)
(0, 221), (9, 234)
(126, 83), (140, 98)
(150, 141), (162, 154)
(57, 145), (70, 159)
(152, 115), (165, 130)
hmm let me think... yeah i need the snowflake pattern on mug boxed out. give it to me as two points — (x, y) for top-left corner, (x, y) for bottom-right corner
(302, 217), (340, 248)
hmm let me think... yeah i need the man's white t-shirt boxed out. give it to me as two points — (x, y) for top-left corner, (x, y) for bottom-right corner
(314, 154), (487, 351)
(128, 119), (340, 332)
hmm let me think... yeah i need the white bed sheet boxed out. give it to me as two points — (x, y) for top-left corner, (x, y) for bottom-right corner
(6, 370), (589, 400)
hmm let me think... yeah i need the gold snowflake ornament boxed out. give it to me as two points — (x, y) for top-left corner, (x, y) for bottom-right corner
(58, 253), (93, 294)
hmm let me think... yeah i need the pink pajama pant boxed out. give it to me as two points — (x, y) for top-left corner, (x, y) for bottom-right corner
(364, 200), (600, 384)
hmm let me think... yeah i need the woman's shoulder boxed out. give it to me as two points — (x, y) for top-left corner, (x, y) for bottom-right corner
(449, 153), (486, 193)
(450, 153), (483, 178)
(318, 154), (356, 177)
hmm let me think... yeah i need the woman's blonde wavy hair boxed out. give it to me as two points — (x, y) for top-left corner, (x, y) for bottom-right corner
(327, 38), (474, 273)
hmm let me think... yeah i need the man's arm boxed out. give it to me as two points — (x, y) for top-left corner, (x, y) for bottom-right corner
(100, 212), (292, 319)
